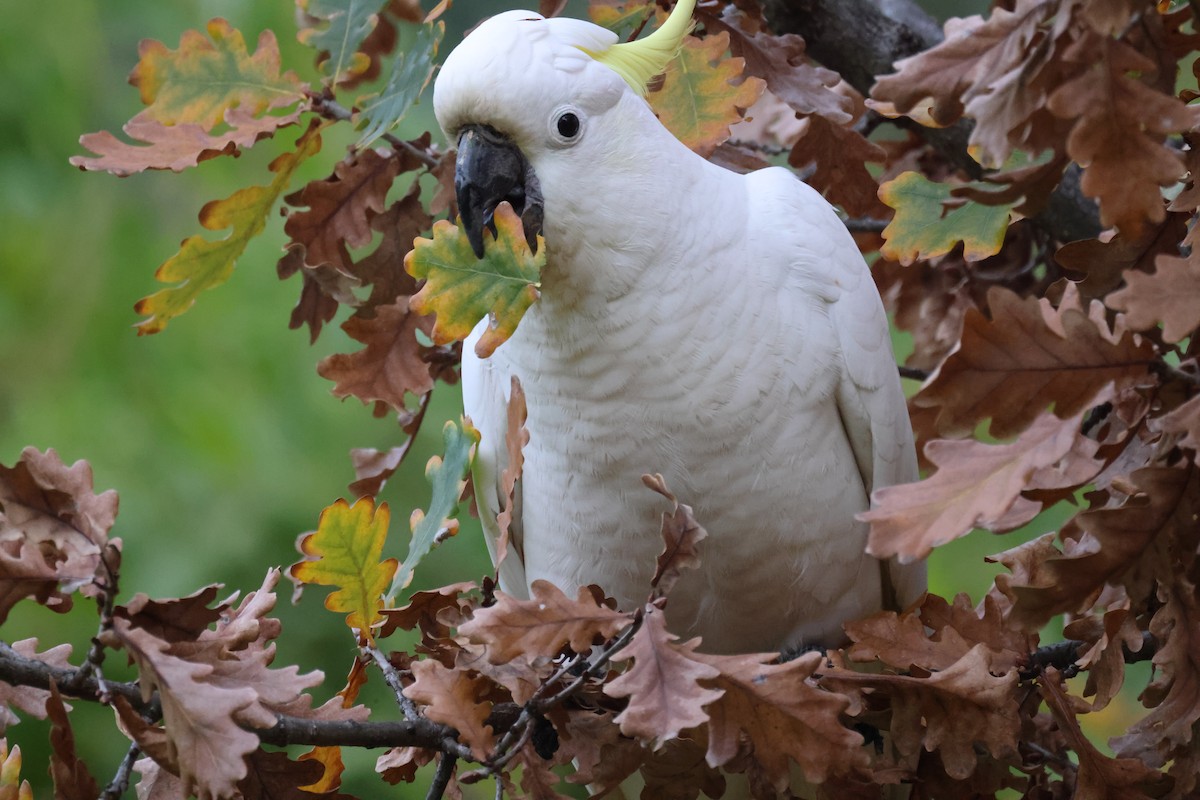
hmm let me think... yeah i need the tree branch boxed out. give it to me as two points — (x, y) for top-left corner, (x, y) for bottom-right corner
(760, 0), (1102, 245)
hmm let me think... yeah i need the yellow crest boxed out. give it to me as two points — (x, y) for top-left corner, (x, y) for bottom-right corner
(584, 0), (696, 96)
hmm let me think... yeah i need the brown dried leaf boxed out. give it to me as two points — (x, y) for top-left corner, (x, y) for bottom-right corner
(1113, 577), (1200, 768)
(787, 115), (886, 217)
(376, 746), (434, 785)
(846, 609), (973, 672)
(45, 682), (99, 800)
(71, 107), (298, 176)
(912, 286), (1156, 440)
(1048, 37), (1200, 232)
(560, 709), (645, 792)
(282, 149), (401, 275)
(871, 4), (1059, 166)
(0, 639), (73, 730)
(1108, 250), (1200, 343)
(642, 474), (707, 598)
(0, 447), (119, 623)
(133, 756), (182, 800)
(698, 4), (853, 124)
(118, 585), (223, 642)
(1041, 668), (1172, 798)
(1064, 599), (1143, 711)
(379, 581), (475, 640)
(996, 465), (1197, 628)
(1158, 394), (1200, 464)
(403, 659), (494, 761)
(875, 258), (975, 373)
(1054, 213), (1189, 300)
(603, 606), (722, 746)
(698, 650), (868, 787)
(238, 749), (356, 800)
(353, 185), (430, 315)
(317, 298), (436, 412)
(826, 645), (1020, 781)
(863, 410), (1099, 561)
(458, 580), (629, 664)
(918, 593), (1031, 674)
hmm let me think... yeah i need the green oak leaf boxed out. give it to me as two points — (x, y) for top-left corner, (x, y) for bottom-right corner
(405, 203), (544, 358)
(879, 171), (1018, 265)
(357, 21), (444, 147)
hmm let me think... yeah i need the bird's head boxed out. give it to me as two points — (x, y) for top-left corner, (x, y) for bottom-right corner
(433, 1), (695, 258)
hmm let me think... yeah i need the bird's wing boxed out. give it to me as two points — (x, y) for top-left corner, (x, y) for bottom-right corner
(462, 322), (529, 598)
(765, 169), (926, 610)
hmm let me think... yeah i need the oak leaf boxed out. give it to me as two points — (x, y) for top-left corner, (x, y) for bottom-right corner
(642, 474), (707, 599)
(588, 0), (653, 36)
(71, 106), (299, 176)
(131, 19), (305, 129)
(239, 749), (358, 800)
(994, 465), (1197, 628)
(390, 418), (478, 595)
(296, 0), (378, 86)
(353, 183), (431, 316)
(788, 115), (886, 217)
(697, 650), (868, 787)
(1041, 668), (1172, 798)
(1047, 37), (1200, 232)
(0, 640), (73, 731)
(379, 581), (476, 640)
(648, 33), (766, 158)
(406, 204), (543, 358)
(603, 606), (722, 746)
(826, 645), (1019, 781)
(698, 4), (852, 125)
(1054, 213), (1189, 300)
(357, 21), (444, 146)
(912, 286), (1156, 439)
(458, 580), (629, 664)
(1107, 250), (1200, 343)
(45, 683), (98, 800)
(1158, 394), (1200, 464)
(135, 122), (324, 334)
(1112, 577), (1200, 768)
(879, 172), (1016, 265)
(862, 410), (1100, 561)
(317, 298), (436, 412)
(403, 659), (495, 761)
(1065, 599), (1143, 712)
(291, 497), (397, 641)
(0, 740), (32, 800)
(282, 149), (402, 276)
(0, 447), (118, 623)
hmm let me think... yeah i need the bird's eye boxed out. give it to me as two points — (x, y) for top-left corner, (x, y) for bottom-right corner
(555, 111), (581, 140)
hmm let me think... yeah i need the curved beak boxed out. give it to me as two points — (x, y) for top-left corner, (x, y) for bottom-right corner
(455, 125), (544, 258)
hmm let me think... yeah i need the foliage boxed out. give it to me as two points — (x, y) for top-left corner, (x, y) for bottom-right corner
(3, 0), (1200, 798)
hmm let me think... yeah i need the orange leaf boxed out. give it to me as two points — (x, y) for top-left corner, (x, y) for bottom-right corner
(648, 32), (765, 157)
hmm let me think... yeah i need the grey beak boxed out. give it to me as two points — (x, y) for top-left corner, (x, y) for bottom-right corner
(455, 125), (544, 258)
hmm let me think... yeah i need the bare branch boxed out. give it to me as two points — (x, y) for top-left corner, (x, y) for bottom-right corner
(98, 742), (141, 800)
(425, 754), (458, 800)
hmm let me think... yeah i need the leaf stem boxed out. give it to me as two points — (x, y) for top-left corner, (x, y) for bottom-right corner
(308, 94), (440, 169)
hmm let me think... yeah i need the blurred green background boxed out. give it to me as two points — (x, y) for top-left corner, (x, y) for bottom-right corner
(0, 0), (1139, 797)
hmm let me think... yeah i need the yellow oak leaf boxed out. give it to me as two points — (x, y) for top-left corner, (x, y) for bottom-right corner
(649, 32), (766, 157)
(405, 203), (543, 358)
(131, 18), (306, 130)
(291, 497), (398, 642)
(134, 122), (324, 334)
(879, 171), (1017, 265)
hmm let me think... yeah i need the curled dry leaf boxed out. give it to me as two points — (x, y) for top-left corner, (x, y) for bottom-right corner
(458, 579), (629, 664)
(863, 410), (1100, 561)
(642, 473), (708, 599)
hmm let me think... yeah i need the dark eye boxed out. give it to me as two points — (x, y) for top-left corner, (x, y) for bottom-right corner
(556, 112), (580, 139)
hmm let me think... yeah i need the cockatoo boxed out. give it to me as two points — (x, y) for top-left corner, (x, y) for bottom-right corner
(433, 0), (923, 655)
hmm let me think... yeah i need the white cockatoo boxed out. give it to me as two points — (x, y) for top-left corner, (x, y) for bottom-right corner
(433, 0), (923, 655)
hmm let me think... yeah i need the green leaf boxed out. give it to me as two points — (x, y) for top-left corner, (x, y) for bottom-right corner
(405, 203), (544, 358)
(589, 1), (654, 37)
(388, 418), (479, 598)
(357, 21), (444, 147)
(291, 497), (397, 641)
(297, 0), (381, 86)
(879, 171), (1017, 265)
(134, 122), (324, 334)
(131, 18), (306, 130)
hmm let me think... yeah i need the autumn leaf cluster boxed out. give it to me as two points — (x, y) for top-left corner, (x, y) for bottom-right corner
(1, 0), (1197, 798)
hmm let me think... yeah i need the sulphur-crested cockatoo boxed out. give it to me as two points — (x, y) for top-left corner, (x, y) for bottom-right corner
(433, 0), (922, 655)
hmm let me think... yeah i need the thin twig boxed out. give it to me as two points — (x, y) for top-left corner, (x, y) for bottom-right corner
(425, 754), (458, 800)
(98, 742), (141, 800)
(843, 217), (891, 234)
(1019, 633), (1158, 681)
(307, 94), (441, 169)
(365, 644), (421, 721)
